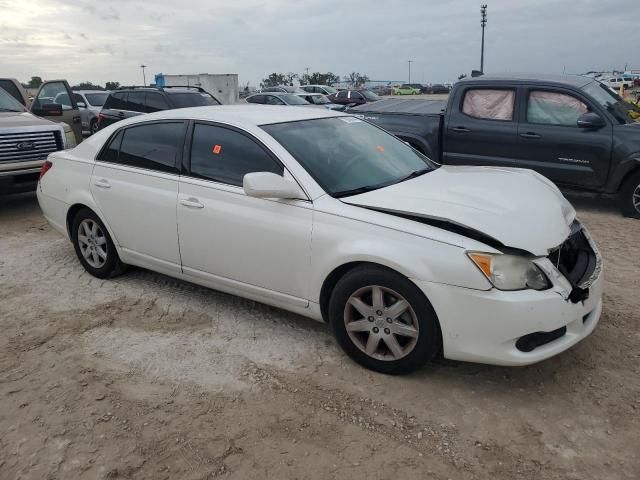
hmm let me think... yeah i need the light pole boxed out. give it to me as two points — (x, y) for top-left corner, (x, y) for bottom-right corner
(140, 64), (147, 86)
(480, 5), (487, 73)
(408, 60), (413, 84)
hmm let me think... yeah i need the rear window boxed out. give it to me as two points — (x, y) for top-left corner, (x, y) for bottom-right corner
(168, 92), (220, 108)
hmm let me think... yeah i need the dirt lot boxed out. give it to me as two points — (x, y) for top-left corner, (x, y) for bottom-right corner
(1, 192), (638, 480)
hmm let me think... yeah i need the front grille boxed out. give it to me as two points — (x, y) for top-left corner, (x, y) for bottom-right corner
(548, 222), (601, 302)
(0, 130), (62, 163)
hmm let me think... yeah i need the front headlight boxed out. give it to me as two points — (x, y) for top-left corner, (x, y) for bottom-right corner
(467, 252), (550, 291)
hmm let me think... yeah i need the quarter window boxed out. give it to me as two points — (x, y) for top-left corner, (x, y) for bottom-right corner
(99, 130), (123, 163)
(526, 90), (588, 126)
(462, 89), (515, 121)
(189, 123), (283, 187)
(106, 122), (184, 173)
(125, 91), (145, 112)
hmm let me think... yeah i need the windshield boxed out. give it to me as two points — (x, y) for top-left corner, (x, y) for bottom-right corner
(0, 87), (26, 112)
(323, 86), (337, 94)
(362, 90), (380, 101)
(262, 117), (435, 197)
(282, 94), (310, 105)
(581, 81), (634, 124)
(169, 92), (220, 108)
(85, 93), (108, 106)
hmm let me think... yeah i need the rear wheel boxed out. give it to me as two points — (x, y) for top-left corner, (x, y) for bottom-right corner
(618, 170), (640, 218)
(329, 265), (441, 374)
(71, 208), (126, 278)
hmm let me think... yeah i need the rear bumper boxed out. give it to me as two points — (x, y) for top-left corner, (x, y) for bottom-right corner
(414, 268), (603, 366)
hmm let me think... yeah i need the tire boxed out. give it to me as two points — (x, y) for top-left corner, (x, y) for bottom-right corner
(89, 118), (99, 135)
(328, 265), (441, 374)
(618, 170), (640, 218)
(71, 208), (126, 278)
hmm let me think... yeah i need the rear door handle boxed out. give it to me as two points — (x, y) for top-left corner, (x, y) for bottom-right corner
(94, 179), (111, 189)
(180, 197), (204, 209)
(520, 132), (542, 139)
(452, 126), (471, 133)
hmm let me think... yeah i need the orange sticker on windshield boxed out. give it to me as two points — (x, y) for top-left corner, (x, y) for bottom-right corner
(212, 145), (222, 154)
(376, 145), (385, 153)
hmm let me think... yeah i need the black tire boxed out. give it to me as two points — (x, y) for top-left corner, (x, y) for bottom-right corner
(618, 170), (640, 218)
(89, 118), (99, 135)
(71, 208), (126, 278)
(328, 265), (441, 374)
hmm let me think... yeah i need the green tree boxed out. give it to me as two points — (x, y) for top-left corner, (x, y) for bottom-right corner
(260, 73), (287, 89)
(284, 72), (298, 86)
(300, 72), (340, 86)
(27, 76), (43, 88)
(344, 72), (369, 88)
(72, 81), (104, 91)
(105, 81), (120, 90)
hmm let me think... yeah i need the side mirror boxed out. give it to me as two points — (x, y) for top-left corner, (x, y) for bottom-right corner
(243, 172), (305, 200)
(32, 103), (63, 117)
(577, 112), (605, 129)
(77, 101), (86, 108)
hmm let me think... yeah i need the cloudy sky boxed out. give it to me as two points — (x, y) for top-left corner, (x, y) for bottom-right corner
(1, 0), (637, 87)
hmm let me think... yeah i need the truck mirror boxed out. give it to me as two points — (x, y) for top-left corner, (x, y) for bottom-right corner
(577, 112), (605, 129)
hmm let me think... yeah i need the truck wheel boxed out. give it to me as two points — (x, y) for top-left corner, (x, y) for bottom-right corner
(619, 171), (640, 218)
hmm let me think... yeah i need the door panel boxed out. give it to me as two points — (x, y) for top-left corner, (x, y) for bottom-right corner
(177, 178), (313, 302)
(516, 88), (612, 188)
(443, 87), (519, 167)
(31, 80), (83, 143)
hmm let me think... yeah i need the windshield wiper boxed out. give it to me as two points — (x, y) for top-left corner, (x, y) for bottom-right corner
(333, 184), (384, 198)
(392, 167), (431, 185)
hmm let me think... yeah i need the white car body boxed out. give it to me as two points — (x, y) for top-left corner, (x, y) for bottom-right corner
(37, 105), (603, 367)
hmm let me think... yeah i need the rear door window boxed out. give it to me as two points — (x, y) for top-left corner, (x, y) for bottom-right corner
(125, 91), (146, 112)
(462, 88), (516, 121)
(104, 92), (126, 110)
(145, 92), (169, 112)
(113, 122), (185, 173)
(189, 123), (283, 186)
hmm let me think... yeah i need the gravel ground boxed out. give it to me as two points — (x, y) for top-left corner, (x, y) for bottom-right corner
(0, 192), (638, 480)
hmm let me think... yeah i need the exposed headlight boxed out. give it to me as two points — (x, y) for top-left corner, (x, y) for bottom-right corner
(467, 252), (550, 291)
(61, 123), (77, 149)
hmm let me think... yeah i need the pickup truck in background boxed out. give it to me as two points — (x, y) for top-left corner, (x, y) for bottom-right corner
(349, 73), (640, 218)
(0, 78), (83, 144)
(0, 86), (76, 194)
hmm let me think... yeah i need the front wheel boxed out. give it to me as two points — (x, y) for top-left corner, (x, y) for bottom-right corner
(618, 170), (640, 218)
(329, 265), (441, 374)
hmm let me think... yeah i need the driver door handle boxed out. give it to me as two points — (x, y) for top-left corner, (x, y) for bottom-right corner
(180, 197), (204, 209)
(452, 126), (471, 133)
(520, 132), (542, 139)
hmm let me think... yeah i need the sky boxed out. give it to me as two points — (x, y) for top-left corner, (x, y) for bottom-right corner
(1, 0), (638, 87)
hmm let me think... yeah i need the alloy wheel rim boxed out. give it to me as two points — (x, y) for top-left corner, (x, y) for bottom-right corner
(633, 184), (640, 214)
(78, 219), (107, 268)
(343, 285), (419, 361)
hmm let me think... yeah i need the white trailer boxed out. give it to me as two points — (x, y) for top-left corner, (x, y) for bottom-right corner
(157, 73), (239, 105)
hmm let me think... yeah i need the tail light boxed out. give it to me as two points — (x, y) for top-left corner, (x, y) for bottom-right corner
(97, 113), (104, 129)
(39, 160), (53, 180)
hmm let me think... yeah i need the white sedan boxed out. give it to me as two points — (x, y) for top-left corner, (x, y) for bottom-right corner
(37, 105), (603, 374)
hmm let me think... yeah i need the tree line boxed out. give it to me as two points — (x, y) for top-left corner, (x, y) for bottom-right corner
(21, 76), (121, 91)
(260, 71), (370, 89)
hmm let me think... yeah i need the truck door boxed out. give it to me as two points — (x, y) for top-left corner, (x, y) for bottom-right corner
(30, 80), (83, 144)
(516, 87), (612, 188)
(443, 87), (520, 167)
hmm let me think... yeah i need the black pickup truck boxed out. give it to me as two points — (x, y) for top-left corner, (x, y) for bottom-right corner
(349, 73), (640, 217)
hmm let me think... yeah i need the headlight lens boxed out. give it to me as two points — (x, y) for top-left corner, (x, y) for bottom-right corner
(467, 252), (550, 291)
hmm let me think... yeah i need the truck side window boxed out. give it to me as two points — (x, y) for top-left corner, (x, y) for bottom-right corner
(526, 91), (588, 127)
(462, 89), (515, 121)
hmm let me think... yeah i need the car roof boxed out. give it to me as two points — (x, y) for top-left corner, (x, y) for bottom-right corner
(109, 104), (344, 127)
(459, 72), (593, 88)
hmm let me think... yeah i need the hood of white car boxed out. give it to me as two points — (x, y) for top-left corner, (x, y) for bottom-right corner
(341, 165), (576, 256)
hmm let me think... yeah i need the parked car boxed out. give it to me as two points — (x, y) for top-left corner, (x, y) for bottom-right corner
(295, 92), (345, 110)
(427, 84), (450, 94)
(300, 85), (338, 96)
(370, 85), (394, 96)
(603, 76), (633, 90)
(328, 89), (381, 106)
(245, 92), (312, 106)
(38, 105), (602, 373)
(0, 86), (75, 194)
(73, 90), (110, 135)
(261, 86), (302, 93)
(97, 86), (221, 130)
(349, 72), (640, 217)
(393, 84), (421, 95)
(0, 77), (83, 143)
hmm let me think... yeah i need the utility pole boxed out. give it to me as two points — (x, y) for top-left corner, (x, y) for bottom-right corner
(140, 64), (147, 86)
(408, 60), (413, 84)
(480, 5), (487, 73)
